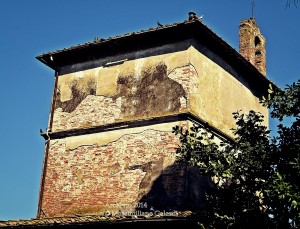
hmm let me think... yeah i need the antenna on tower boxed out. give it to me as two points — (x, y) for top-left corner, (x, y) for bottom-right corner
(251, 0), (255, 18)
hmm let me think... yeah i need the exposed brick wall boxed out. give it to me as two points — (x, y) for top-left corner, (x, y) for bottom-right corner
(239, 18), (266, 76)
(168, 64), (198, 95)
(52, 95), (122, 131)
(40, 62), (207, 218)
(41, 129), (188, 217)
(51, 63), (199, 132)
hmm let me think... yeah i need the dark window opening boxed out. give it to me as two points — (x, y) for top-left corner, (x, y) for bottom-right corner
(255, 36), (261, 47)
(255, 50), (261, 56)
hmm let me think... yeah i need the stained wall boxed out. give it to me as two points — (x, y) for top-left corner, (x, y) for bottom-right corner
(189, 46), (268, 137)
(41, 121), (212, 217)
(40, 43), (268, 217)
(51, 49), (195, 132)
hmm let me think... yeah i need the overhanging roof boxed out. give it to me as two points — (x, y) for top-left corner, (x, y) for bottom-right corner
(36, 18), (278, 90)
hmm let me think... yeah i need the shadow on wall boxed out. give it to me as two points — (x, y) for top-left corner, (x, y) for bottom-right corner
(132, 161), (214, 213)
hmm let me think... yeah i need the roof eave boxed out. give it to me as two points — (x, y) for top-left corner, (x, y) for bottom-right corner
(36, 19), (279, 90)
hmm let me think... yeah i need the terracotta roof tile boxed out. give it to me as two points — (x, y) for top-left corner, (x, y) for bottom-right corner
(38, 19), (202, 56)
(36, 17), (279, 90)
(0, 211), (194, 227)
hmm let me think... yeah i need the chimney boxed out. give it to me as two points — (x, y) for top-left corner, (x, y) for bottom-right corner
(239, 18), (266, 76)
(188, 11), (197, 21)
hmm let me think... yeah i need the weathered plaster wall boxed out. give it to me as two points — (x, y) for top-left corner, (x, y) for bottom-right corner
(51, 45), (267, 138)
(189, 46), (268, 138)
(41, 43), (270, 218)
(51, 50), (199, 132)
(41, 121), (211, 217)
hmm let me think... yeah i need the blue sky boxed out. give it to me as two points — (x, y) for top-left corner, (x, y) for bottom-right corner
(0, 0), (299, 221)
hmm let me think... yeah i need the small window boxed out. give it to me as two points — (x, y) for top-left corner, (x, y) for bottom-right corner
(255, 50), (261, 56)
(255, 36), (261, 47)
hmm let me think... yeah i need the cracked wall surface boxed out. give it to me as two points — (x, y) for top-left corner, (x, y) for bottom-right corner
(51, 49), (198, 132)
(50, 45), (267, 138)
(41, 43), (269, 218)
(41, 122), (209, 217)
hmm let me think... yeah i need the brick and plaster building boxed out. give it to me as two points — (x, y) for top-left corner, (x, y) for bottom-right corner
(1, 12), (275, 228)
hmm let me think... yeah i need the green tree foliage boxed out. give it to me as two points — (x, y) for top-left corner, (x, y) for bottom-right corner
(173, 80), (300, 228)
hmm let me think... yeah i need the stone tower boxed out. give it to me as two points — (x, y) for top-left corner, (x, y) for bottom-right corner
(36, 14), (272, 218)
(239, 17), (266, 76)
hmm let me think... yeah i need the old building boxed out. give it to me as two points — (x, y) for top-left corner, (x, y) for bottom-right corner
(239, 17), (266, 76)
(1, 13), (275, 228)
